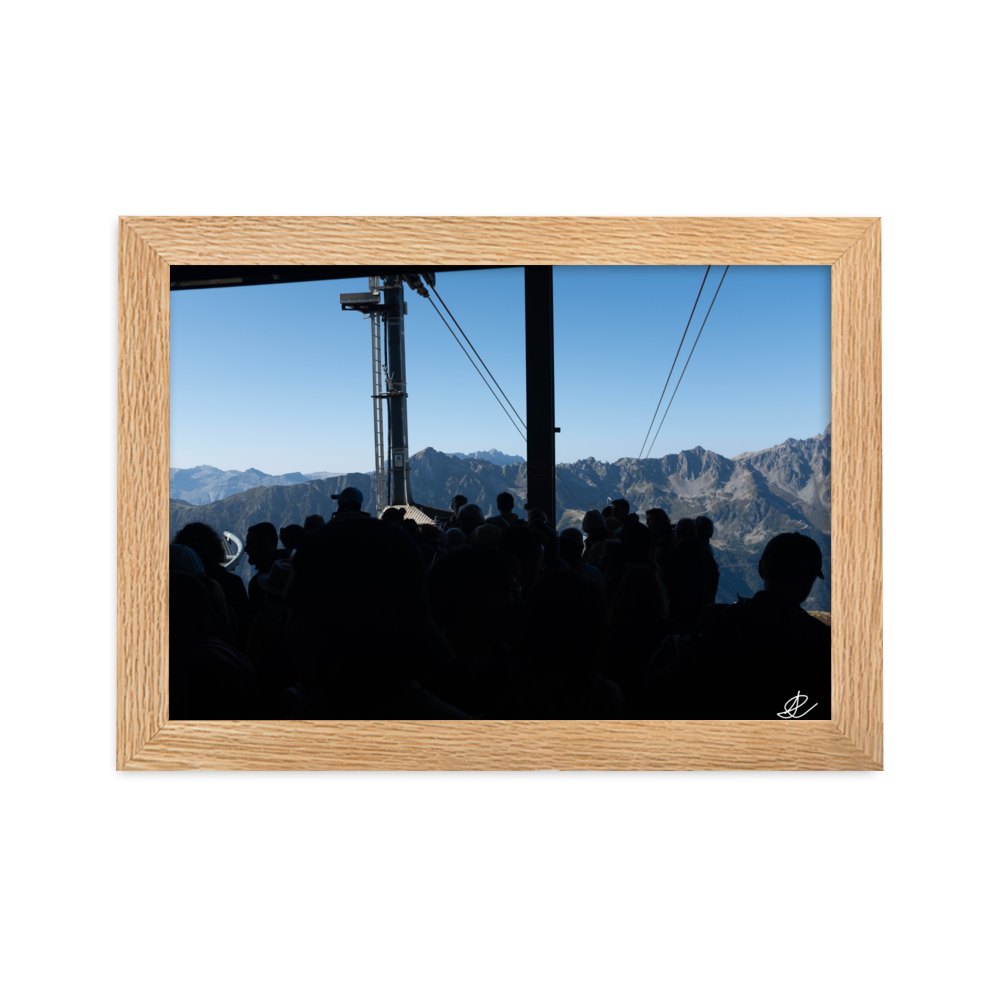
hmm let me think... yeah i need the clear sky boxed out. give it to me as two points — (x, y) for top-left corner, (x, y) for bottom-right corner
(169, 265), (830, 474)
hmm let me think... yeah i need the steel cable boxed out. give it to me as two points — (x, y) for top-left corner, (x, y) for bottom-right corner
(430, 285), (527, 431)
(639, 266), (711, 460)
(645, 266), (730, 460)
(426, 297), (526, 442)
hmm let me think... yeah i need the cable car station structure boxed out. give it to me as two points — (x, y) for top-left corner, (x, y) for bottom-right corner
(170, 265), (559, 522)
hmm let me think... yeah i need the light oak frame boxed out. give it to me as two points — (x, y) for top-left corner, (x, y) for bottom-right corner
(117, 217), (882, 770)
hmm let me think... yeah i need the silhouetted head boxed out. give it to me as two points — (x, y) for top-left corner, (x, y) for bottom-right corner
(526, 508), (548, 525)
(644, 508), (671, 540)
(558, 528), (584, 565)
(496, 492), (515, 512)
(304, 514), (326, 533)
(279, 523), (306, 551)
(759, 532), (825, 604)
(529, 520), (560, 568)
(470, 523), (502, 548)
(582, 510), (606, 535)
(331, 486), (364, 513)
(611, 498), (630, 522)
(381, 507), (406, 528)
(173, 522), (225, 568)
(446, 528), (466, 550)
(499, 525), (546, 593)
(602, 506), (614, 519)
(675, 518), (697, 542)
(695, 515), (714, 543)
(451, 495), (468, 517)
(246, 522), (278, 568)
(457, 503), (485, 536)
(620, 520), (653, 563)
(420, 524), (449, 550)
(170, 543), (205, 577)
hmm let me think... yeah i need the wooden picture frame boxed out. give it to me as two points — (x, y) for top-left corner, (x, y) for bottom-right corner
(118, 217), (881, 770)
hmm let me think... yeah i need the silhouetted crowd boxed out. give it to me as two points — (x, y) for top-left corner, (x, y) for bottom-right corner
(169, 487), (831, 721)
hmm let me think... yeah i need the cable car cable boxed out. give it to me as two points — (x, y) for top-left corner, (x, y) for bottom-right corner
(430, 285), (528, 431)
(638, 266), (712, 460)
(645, 266), (729, 460)
(426, 288), (595, 513)
(555, 469), (587, 511)
(426, 297), (527, 442)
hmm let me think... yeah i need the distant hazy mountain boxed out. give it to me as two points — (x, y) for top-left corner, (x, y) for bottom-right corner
(445, 448), (526, 466)
(169, 428), (832, 610)
(169, 466), (339, 505)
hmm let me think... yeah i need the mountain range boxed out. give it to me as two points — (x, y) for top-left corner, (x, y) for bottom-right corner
(444, 449), (526, 466)
(169, 466), (339, 505)
(169, 428), (832, 611)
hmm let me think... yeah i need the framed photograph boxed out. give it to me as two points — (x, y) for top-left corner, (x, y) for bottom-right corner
(118, 217), (881, 770)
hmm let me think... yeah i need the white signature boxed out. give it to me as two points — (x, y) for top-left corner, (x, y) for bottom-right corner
(777, 691), (817, 719)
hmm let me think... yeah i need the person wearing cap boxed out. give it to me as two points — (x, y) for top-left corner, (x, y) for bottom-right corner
(330, 485), (371, 521)
(245, 559), (294, 705)
(646, 531), (831, 720)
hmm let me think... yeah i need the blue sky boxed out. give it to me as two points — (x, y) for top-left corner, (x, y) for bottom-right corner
(170, 265), (830, 474)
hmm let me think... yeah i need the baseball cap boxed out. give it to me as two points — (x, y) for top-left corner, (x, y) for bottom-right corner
(760, 532), (825, 579)
(257, 559), (294, 596)
(331, 486), (363, 504)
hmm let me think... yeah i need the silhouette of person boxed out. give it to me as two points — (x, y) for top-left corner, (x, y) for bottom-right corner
(330, 486), (370, 521)
(245, 521), (279, 623)
(646, 531), (831, 719)
(496, 492), (520, 528)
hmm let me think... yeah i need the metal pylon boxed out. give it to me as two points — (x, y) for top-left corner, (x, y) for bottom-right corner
(367, 277), (388, 516)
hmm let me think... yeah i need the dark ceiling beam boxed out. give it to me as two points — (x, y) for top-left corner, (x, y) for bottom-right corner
(170, 264), (514, 291)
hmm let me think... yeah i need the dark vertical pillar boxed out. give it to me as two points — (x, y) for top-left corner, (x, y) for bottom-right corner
(524, 265), (556, 522)
(384, 277), (411, 506)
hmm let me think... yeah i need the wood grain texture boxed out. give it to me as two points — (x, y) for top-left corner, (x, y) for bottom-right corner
(123, 720), (880, 771)
(116, 216), (883, 771)
(122, 216), (877, 266)
(118, 221), (171, 769)
(831, 221), (883, 766)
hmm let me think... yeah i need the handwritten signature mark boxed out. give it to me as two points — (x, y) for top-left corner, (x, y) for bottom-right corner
(777, 691), (817, 719)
